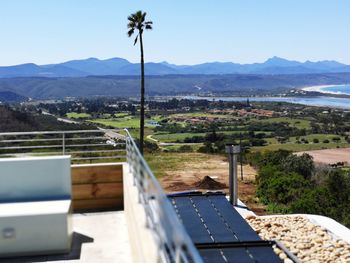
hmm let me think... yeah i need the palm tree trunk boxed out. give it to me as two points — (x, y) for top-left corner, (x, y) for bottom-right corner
(139, 33), (145, 155)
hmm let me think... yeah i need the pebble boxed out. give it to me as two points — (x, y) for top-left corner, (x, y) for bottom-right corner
(245, 215), (350, 263)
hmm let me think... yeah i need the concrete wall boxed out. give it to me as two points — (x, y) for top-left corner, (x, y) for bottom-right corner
(123, 164), (158, 263)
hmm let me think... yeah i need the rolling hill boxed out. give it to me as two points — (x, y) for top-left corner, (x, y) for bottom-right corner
(1, 73), (350, 99)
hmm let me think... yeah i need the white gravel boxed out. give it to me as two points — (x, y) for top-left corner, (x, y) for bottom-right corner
(245, 215), (350, 263)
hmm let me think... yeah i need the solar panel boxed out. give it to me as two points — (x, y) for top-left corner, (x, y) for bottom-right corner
(169, 193), (283, 263)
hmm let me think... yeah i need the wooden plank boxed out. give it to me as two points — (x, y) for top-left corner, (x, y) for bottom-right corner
(71, 164), (123, 184)
(72, 182), (123, 200)
(73, 198), (123, 211)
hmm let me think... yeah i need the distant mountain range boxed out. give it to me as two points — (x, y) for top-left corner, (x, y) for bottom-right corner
(0, 57), (350, 78)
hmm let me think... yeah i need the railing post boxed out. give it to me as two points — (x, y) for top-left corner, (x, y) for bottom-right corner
(62, 133), (65, 155)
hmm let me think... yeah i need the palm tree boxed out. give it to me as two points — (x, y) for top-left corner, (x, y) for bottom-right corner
(127, 11), (153, 155)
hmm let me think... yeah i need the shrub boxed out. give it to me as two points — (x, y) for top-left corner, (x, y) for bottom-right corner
(178, 145), (193, 152)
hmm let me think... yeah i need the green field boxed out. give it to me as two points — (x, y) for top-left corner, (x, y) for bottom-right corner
(153, 130), (271, 143)
(66, 112), (91, 119)
(290, 134), (346, 143)
(90, 118), (140, 128)
(170, 112), (232, 119)
(252, 117), (312, 129)
(90, 116), (161, 129)
(114, 113), (130, 118)
(152, 132), (206, 142)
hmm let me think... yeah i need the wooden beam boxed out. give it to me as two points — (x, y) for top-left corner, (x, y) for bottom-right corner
(71, 164), (122, 184)
(73, 198), (123, 211)
(72, 182), (123, 200)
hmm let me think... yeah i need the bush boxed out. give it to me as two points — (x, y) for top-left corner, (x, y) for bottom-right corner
(313, 138), (319, 143)
(323, 139), (330, 143)
(257, 166), (310, 205)
(332, 136), (341, 143)
(178, 145), (193, 152)
(254, 150), (350, 228)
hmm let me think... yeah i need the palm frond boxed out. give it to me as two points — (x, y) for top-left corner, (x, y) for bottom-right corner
(127, 21), (136, 29)
(145, 24), (152, 30)
(134, 35), (139, 45)
(141, 12), (146, 22)
(136, 10), (143, 19)
(127, 28), (134, 37)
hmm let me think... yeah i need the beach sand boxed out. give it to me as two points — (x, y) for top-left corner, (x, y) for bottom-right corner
(301, 84), (349, 95)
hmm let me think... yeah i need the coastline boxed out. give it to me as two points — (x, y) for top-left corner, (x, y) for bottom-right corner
(301, 84), (350, 95)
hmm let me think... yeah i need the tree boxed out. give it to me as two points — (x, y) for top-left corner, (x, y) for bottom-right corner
(127, 11), (153, 154)
(282, 153), (315, 179)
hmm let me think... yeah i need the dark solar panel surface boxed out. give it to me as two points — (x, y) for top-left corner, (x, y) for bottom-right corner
(169, 193), (282, 263)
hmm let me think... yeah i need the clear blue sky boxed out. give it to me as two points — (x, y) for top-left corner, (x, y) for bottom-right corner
(0, 0), (349, 66)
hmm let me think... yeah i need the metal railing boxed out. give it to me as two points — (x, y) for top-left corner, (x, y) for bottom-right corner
(0, 129), (126, 163)
(1, 128), (202, 261)
(125, 129), (203, 263)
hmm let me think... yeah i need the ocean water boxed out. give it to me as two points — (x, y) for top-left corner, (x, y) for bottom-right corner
(184, 96), (350, 109)
(322, 85), (350, 95)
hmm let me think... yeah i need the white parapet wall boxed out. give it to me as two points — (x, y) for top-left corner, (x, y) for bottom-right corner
(123, 164), (158, 263)
(0, 156), (73, 257)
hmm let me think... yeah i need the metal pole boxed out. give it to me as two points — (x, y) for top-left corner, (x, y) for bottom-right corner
(228, 151), (234, 205)
(62, 133), (65, 155)
(233, 153), (238, 205)
(225, 145), (240, 206)
(240, 133), (243, 181)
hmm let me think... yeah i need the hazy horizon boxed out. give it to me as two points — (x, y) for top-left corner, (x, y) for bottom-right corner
(0, 0), (349, 66)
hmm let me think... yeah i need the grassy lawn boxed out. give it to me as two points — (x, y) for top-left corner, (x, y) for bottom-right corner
(253, 117), (311, 130)
(114, 113), (130, 118)
(170, 112), (232, 119)
(153, 132), (206, 142)
(160, 144), (203, 152)
(90, 118), (140, 128)
(153, 130), (271, 143)
(119, 127), (154, 139)
(290, 134), (346, 143)
(66, 112), (91, 119)
(90, 116), (161, 129)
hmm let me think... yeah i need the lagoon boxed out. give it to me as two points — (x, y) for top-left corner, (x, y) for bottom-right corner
(184, 96), (350, 109)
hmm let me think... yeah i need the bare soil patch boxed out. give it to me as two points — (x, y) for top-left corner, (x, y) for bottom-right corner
(195, 176), (227, 189)
(158, 153), (266, 215)
(298, 147), (350, 165)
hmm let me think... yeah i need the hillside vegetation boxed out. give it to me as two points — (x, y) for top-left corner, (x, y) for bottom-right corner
(1, 72), (350, 98)
(0, 105), (93, 132)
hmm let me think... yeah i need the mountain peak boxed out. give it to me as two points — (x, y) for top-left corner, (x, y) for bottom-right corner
(264, 56), (300, 67)
(265, 56), (290, 63)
